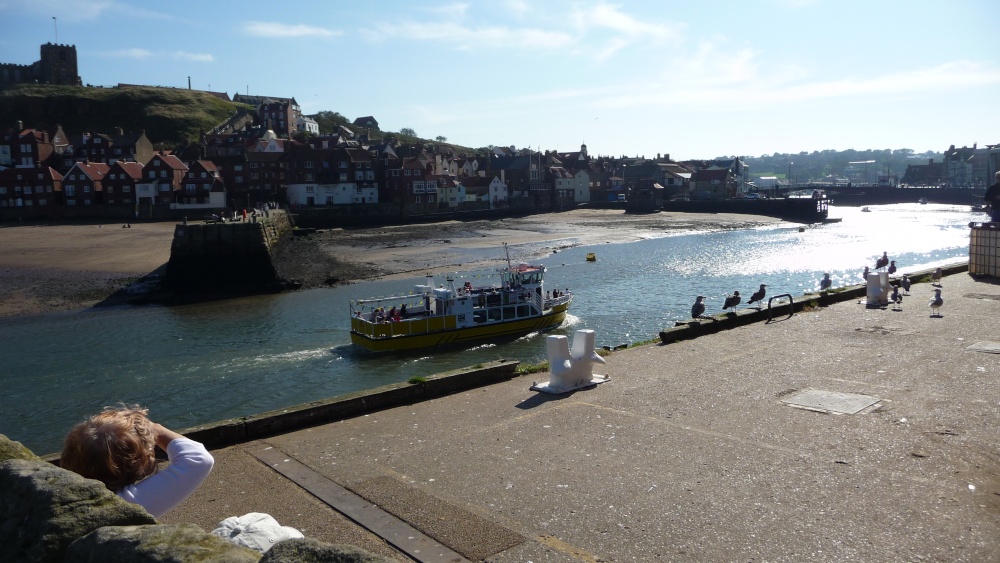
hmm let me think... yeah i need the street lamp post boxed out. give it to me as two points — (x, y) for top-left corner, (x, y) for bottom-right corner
(788, 161), (793, 191)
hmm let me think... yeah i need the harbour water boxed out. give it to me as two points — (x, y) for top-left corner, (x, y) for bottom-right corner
(0, 203), (980, 454)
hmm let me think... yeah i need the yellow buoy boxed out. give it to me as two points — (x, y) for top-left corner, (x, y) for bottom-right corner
(586, 253), (596, 262)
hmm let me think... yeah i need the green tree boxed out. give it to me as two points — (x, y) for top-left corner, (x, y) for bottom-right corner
(400, 127), (416, 137)
(435, 135), (447, 143)
(312, 110), (350, 134)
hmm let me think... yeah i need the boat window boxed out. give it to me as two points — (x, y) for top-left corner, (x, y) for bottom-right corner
(473, 311), (487, 324)
(517, 305), (530, 317)
(488, 308), (502, 322)
(457, 314), (466, 324)
(503, 307), (516, 320)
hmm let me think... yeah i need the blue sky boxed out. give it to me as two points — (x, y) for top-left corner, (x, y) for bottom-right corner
(1, 0), (998, 160)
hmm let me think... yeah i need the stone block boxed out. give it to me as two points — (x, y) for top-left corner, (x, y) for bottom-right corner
(0, 459), (156, 563)
(0, 433), (42, 462)
(259, 537), (396, 563)
(65, 523), (260, 563)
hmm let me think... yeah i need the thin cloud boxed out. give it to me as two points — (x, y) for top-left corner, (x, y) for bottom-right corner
(362, 2), (679, 61)
(242, 21), (339, 38)
(173, 51), (214, 63)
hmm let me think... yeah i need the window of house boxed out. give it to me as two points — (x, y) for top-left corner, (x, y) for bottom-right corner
(306, 185), (315, 193)
(415, 195), (422, 203)
(355, 171), (363, 181)
(123, 186), (131, 193)
(0, 188), (6, 195)
(24, 186), (32, 195)
(84, 185), (91, 193)
(339, 161), (348, 169)
(66, 199), (76, 206)
(107, 187), (114, 194)
(250, 173), (259, 180)
(38, 199), (46, 206)
(234, 165), (243, 171)
(160, 170), (167, 178)
(158, 184), (170, 192)
(235, 176), (243, 183)
(305, 173), (314, 181)
(186, 184), (196, 194)
(83, 199), (91, 206)
(304, 161), (313, 168)
(366, 171), (374, 180)
(339, 173), (348, 182)
(65, 186), (75, 196)
(123, 198), (132, 204)
(148, 171), (155, 179)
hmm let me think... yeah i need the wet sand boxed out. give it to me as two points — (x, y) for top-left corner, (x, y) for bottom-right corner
(0, 209), (781, 318)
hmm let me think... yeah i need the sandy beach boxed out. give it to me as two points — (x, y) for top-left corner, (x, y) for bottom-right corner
(0, 209), (781, 318)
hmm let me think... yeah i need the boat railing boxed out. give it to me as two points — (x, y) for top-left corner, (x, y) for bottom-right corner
(351, 314), (455, 340)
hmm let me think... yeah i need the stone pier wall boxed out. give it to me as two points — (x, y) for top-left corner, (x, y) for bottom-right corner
(165, 210), (292, 295)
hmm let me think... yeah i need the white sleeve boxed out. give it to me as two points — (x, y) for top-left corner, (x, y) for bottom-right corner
(117, 437), (215, 518)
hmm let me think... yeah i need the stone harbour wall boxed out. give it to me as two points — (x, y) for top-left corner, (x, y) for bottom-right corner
(165, 210), (292, 295)
(0, 434), (395, 563)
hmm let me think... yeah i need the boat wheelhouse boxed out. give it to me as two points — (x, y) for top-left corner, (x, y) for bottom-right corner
(349, 262), (571, 353)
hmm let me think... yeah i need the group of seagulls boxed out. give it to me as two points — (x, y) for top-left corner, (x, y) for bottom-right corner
(864, 252), (945, 316)
(689, 252), (947, 320)
(690, 283), (768, 319)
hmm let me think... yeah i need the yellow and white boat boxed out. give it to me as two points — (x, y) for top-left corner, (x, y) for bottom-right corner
(350, 261), (571, 353)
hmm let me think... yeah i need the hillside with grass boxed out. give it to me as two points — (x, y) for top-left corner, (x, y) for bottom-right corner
(0, 84), (242, 148)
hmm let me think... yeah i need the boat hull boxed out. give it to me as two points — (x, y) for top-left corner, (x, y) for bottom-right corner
(350, 302), (570, 353)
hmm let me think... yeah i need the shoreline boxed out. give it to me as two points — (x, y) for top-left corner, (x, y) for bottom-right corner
(0, 209), (783, 318)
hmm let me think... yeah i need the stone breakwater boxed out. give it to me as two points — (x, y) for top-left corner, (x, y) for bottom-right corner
(0, 434), (396, 562)
(165, 210), (293, 295)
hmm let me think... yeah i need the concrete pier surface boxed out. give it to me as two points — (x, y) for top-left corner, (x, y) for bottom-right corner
(162, 271), (1000, 562)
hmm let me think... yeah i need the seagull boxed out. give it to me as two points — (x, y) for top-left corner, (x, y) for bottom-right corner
(862, 266), (870, 281)
(887, 260), (897, 276)
(901, 274), (911, 294)
(746, 284), (767, 309)
(691, 296), (706, 319)
(928, 288), (943, 316)
(890, 285), (903, 310)
(875, 252), (889, 270)
(931, 267), (943, 286)
(722, 291), (741, 311)
(819, 273), (832, 291)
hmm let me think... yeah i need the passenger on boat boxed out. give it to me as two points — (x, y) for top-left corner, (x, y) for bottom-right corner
(400, 304), (408, 318)
(388, 306), (396, 321)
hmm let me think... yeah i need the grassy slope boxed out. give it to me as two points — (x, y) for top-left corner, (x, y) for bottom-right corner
(0, 84), (238, 147)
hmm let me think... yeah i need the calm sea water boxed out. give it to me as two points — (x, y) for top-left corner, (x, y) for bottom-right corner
(0, 203), (979, 453)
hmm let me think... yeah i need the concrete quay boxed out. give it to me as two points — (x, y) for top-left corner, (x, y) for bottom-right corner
(162, 270), (1000, 562)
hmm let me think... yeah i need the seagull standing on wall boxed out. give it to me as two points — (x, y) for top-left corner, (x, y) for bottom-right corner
(931, 267), (943, 286)
(890, 286), (903, 310)
(862, 266), (870, 281)
(901, 274), (911, 294)
(691, 296), (706, 319)
(875, 252), (889, 270)
(819, 273), (832, 291)
(722, 291), (741, 311)
(746, 284), (767, 309)
(888, 261), (897, 276)
(929, 288), (944, 316)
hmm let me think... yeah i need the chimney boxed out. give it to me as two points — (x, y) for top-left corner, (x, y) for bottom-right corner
(116, 127), (123, 135)
(16, 120), (23, 131)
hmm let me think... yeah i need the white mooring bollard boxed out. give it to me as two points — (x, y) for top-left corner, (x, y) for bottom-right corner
(530, 329), (610, 394)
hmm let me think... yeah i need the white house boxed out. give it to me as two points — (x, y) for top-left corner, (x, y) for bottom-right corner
(571, 169), (590, 203)
(487, 176), (508, 207)
(285, 183), (378, 206)
(296, 115), (320, 135)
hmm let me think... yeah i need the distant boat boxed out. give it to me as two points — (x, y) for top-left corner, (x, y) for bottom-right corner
(918, 198), (929, 204)
(586, 253), (597, 262)
(861, 206), (871, 212)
